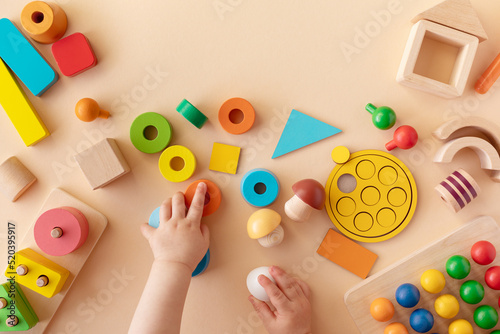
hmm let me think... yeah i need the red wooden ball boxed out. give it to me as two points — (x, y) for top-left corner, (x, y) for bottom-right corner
(471, 240), (496, 265)
(485, 266), (500, 290)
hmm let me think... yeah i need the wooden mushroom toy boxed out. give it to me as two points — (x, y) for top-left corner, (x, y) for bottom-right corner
(75, 98), (110, 122)
(247, 209), (284, 247)
(285, 179), (326, 222)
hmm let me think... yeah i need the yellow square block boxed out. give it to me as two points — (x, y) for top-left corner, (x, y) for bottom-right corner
(5, 248), (70, 298)
(209, 143), (241, 174)
(0, 60), (50, 146)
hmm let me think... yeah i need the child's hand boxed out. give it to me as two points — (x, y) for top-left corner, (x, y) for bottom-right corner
(140, 182), (210, 272)
(249, 266), (312, 334)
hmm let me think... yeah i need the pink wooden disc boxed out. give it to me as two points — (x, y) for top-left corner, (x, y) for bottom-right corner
(34, 207), (89, 256)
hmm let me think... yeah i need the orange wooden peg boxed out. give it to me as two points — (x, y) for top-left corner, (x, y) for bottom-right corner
(75, 98), (110, 122)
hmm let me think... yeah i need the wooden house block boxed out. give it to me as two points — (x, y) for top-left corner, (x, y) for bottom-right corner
(74, 138), (130, 190)
(396, 20), (478, 98)
(317, 229), (378, 279)
(0, 156), (37, 202)
(411, 0), (487, 42)
(0, 59), (50, 146)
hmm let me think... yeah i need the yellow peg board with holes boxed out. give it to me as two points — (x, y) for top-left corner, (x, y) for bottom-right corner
(325, 149), (417, 243)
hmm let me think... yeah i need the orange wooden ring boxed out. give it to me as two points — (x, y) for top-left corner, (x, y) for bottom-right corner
(218, 98), (255, 134)
(184, 179), (221, 217)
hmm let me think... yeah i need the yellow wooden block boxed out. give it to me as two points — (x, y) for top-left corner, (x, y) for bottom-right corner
(0, 59), (49, 146)
(158, 145), (197, 182)
(209, 142), (241, 174)
(5, 248), (69, 298)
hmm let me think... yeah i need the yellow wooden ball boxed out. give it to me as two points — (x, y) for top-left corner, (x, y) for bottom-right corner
(421, 269), (446, 294)
(448, 319), (473, 334)
(434, 294), (459, 319)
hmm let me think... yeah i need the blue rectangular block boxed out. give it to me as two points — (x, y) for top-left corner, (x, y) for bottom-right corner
(0, 18), (58, 96)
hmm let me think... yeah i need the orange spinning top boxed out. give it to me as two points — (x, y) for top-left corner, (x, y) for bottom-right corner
(218, 98), (255, 134)
(184, 179), (222, 217)
(75, 98), (110, 122)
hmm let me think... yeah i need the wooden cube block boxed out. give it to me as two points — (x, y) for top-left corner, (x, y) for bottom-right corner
(0, 157), (37, 202)
(74, 138), (130, 190)
(209, 142), (241, 174)
(5, 248), (70, 298)
(396, 20), (478, 98)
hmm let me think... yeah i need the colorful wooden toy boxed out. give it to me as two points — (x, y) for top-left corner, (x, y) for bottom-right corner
(446, 255), (471, 279)
(272, 109), (342, 159)
(397, 0), (486, 98)
(130, 112), (172, 154)
(5, 248), (70, 298)
(0, 18), (58, 96)
(20, 1), (67, 44)
(0, 59), (50, 146)
(434, 294), (460, 319)
(148, 207), (161, 228)
(345, 217), (500, 334)
(385, 125), (418, 151)
(240, 168), (280, 207)
(409, 308), (434, 333)
(0, 281), (38, 331)
(284, 179), (325, 222)
(158, 145), (196, 182)
(384, 322), (409, 334)
(331, 145), (350, 164)
(51, 32), (97, 76)
(184, 179), (221, 217)
(370, 297), (395, 322)
(75, 98), (110, 122)
(435, 169), (480, 213)
(317, 229), (378, 279)
(176, 99), (208, 129)
(365, 103), (396, 130)
(395, 283), (420, 308)
(448, 319), (473, 334)
(434, 137), (500, 171)
(247, 209), (284, 247)
(460, 280), (484, 304)
(420, 269), (445, 294)
(485, 266), (500, 290)
(0, 157), (37, 202)
(474, 305), (498, 329)
(471, 240), (496, 265)
(74, 138), (130, 190)
(246, 267), (275, 302)
(209, 143), (241, 174)
(325, 149), (417, 243)
(433, 116), (500, 182)
(218, 97), (255, 134)
(475, 52), (500, 94)
(34, 207), (89, 256)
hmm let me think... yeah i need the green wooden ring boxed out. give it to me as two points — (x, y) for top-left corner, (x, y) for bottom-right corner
(176, 99), (208, 129)
(130, 112), (172, 154)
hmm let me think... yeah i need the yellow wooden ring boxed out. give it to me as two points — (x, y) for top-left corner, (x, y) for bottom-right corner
(158, 145), (196, 182)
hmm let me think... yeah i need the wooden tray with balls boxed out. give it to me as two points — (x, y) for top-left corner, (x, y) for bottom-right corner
(345, 216), (500, 334)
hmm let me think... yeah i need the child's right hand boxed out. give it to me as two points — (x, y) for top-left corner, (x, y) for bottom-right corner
(248, 266), (312, 334)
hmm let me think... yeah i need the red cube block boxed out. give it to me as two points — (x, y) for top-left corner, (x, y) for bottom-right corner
(52, 32), (97, 77)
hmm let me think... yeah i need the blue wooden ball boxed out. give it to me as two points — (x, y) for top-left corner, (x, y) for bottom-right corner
(395, 283), (420, 308)
(410, 308), (434, 333)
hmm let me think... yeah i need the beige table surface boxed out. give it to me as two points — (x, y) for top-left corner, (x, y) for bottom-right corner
(2, 0), (500, 333)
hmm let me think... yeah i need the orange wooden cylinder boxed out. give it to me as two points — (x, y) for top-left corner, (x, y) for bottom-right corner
(475, 52), (500, 94)
(21, 1), (67, 44)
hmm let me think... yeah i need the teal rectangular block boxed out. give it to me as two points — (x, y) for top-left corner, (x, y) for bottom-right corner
(0, 18), (58, 96)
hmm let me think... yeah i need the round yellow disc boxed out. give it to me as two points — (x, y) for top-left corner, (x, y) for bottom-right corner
(158, 145), (196, 182)
(331, 146), (350, 164)
(325, 150), (417, 242)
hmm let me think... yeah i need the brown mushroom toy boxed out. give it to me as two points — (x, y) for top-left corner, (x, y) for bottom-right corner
(285, 179), (326, 222)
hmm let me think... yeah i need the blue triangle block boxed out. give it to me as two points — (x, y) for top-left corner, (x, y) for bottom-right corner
(272, 109), (342, 159)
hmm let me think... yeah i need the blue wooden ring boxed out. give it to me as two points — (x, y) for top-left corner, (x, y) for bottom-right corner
(240, 168), (280, 207)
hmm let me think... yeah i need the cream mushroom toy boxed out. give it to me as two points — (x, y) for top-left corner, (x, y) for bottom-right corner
(247, 209), (284, 247)
(284, 179), (326, 222)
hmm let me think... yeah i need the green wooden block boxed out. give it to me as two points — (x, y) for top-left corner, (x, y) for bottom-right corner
(0, 281), (38, 331)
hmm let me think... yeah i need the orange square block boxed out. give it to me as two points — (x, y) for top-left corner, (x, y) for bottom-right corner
(317, 229), (377, 279)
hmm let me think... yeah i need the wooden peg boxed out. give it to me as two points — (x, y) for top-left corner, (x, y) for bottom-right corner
(51, 227), (63, 238)
(0, 297), (7, 309)
(36, 275), (49, 287)
(16, 264), (28, 276)
(6, 315), (19, 327)
(75, 98), (110, 122)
